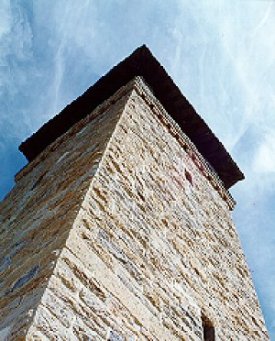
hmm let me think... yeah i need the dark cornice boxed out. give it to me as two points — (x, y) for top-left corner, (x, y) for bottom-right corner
(19, 45), (244, 189)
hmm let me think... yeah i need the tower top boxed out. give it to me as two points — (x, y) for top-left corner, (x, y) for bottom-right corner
(19, 45), (244, 188)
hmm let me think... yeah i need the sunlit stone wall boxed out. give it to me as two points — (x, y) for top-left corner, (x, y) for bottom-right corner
(0, 78), (268, 340)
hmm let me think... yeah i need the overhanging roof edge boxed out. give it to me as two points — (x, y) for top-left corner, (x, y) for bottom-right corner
(19, 45), (244, 189)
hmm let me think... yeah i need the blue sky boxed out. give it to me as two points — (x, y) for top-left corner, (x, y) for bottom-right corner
(0, 0), (274, 338)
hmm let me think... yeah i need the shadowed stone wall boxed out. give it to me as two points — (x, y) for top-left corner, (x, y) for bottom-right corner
(0, 84), (131, 340)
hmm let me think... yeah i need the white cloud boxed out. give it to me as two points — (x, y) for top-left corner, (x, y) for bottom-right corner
(0, 0), (11, 40)
(253, 133), (275, 174)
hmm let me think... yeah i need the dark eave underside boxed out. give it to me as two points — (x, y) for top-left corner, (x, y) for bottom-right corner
(19, 45), (244, 189)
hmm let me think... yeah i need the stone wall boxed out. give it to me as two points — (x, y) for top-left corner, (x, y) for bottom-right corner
(0, 78), (268, 340)
(0, 85), (131, 339)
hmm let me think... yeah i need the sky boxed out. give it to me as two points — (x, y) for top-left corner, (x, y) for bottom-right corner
(0, 0), (274, 338)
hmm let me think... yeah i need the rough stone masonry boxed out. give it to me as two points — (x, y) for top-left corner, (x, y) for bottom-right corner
(0, 47), (269, 340)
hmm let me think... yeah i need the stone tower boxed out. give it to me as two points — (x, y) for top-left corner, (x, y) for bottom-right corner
(0, 46), (269, 340)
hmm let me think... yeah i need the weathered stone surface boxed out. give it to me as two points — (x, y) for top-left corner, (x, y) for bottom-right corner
(0, 77), (269, 340)
(0, 84), (132, 339)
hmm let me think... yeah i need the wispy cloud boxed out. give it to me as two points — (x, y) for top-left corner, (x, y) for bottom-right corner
(253, 132), (275, 174)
